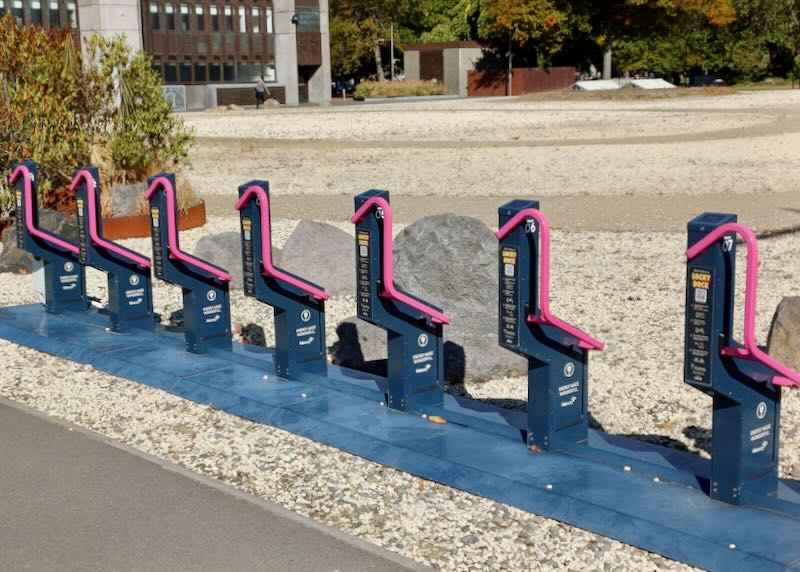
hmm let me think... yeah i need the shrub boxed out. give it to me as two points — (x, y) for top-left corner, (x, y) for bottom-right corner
(353, 80), (448, 100)
(0, 15), (194, 211)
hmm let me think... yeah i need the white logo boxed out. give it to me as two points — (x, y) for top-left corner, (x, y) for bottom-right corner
(301, 309), (311, 322)
(564, 363), (575, 378)
(129, 275), (140, 286)
(64, 262), (74, 272)
(375, 206), (385, 220)
(524, 219), (537, 234)
(756, 402), (767, 420)
(722, 235), (734, 252)
(207, 290), (217, 302)
(417, 333), (429, 347)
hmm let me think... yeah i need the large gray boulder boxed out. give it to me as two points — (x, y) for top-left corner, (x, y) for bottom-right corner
(393, 213), (497, 319)
(279, 221), (354, 296)
(108, 181), (146, 217)
(0, 211), (78, 274)
(768, 297), (800, 370)
(193, 231), (282, 291)
(331, 314), (527, 383)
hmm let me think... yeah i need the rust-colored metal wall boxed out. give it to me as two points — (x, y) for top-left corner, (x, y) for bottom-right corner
(419, 50), (444, 82)
(468, 67), (576, 97)
(217, 86), (286, 106)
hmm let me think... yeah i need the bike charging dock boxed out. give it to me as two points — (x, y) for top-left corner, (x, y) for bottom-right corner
(10, 161), (88, 314)
(146, 173), (232, 353)
(72, 168), (155, 332)
(1, 171), (799, 571)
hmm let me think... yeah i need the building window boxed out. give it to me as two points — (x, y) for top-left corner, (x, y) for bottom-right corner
(65, 1), (75, 26)
(195, 4), (204, 31)
(249, 62), (261, 79)
(180, 4), (189, 31)
(209, 62), (221, 81)
(48, 0), (59, 26)
(295, 6), (319, 33)
(165, 3), (175, 30)
(194, 63), (207, 81)
(237, 5), (245, 32)
(209, 5), (218, 31)
(149, 3), (159, 30)
(223, 62), (234, 81)
(12, 0), (22, 25)
(164, 62), (177, 82)
(264, 60), (275, 82)
(236, 62), (251, 81)
(179, 62), (192, 82)
(30, 0), (42, 24)
(223, 5), (232, 31)
(265, 7), (272, 33)
(251, 7), (259, 33)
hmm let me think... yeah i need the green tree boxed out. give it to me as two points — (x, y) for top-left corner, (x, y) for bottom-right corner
(478, 0), (568, 64)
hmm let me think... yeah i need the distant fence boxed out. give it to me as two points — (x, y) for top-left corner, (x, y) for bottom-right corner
(468, 67), (576, 97)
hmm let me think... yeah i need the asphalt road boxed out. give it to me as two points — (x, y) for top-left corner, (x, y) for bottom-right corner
(0, 398), (429, 572)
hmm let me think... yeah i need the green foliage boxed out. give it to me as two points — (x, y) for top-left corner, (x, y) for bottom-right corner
(353, 80), (448, 99)
(0, 15), (193, 204)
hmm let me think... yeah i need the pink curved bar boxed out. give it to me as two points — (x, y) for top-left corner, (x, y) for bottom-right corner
(9, 164), (79, 255)
(496, 209), (604, 351)
(687, 222), (800, 388)
(145, 177), (231, 283)
(351, 197), (450, 325)
(69, 170), (151, 269)
(235, 186), (328, 301)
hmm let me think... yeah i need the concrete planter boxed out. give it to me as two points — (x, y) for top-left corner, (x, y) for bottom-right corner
(101, 201), (206, 240)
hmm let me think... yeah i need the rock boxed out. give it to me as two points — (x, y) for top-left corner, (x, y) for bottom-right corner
(226, 104), (243, 111)
(108, 181), (146, 217)
(263, 98), (281, 108)
(193, 231), (281, 291)
(331, 314), (527, 383)
(0, 210), (78, 274)
(393, 213), (497, 318)
(768, 297), (800, 370)
(279, 221), (354, 296)
(234, 323), (266, 346)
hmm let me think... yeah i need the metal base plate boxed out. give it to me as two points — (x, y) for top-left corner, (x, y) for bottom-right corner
(1, 304), (799, 571)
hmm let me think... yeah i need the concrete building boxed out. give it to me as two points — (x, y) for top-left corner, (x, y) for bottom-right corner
(403, 41), (486, 98)
(2, 0), (331, 108)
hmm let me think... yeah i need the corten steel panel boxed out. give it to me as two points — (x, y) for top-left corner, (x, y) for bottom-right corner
(217, 86), (286, 105)
(406, 41), (483, 51)
(468, 67), (576, 96)
(296, 32), (321, 66)
(419, 50), (444, 82)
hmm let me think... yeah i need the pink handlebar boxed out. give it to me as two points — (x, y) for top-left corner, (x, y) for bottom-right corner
(496, 208), (604, 351)
(351, 197), (450, 325)
(234, 186), (328, 301)
(686, 223), (800, 388)
(145, 177), (231, 283)
(69, 170), (151, 270)
(9, 164), (79, 255)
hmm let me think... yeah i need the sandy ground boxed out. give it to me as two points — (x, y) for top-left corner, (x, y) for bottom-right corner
(2, 89), (800, 571)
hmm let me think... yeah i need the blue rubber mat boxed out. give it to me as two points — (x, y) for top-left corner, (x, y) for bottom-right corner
(1, 304), (799, 572)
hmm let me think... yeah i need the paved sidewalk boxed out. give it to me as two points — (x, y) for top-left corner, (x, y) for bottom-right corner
(0, 398), (429, 572)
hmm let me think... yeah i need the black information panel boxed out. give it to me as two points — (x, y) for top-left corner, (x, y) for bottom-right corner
(500, 246), (519, 348)
(357, 230), (373, 320)
(686, 267), (714, 386)
(15, 191), (24, 249)
(240, 216), (256, 296)
(76, 197), (89, 264)
(150, 206), (165, 279)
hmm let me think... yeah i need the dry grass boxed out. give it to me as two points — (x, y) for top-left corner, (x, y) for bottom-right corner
(520, 85), (735, 102)
(134, 176), (201, 217)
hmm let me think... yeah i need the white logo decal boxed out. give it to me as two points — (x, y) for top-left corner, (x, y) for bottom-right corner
(375, 206), (385, 220)
(417, 334), (429, 347)
(64, 262), (74, 272)
(564, 362), (575, 378)
(301, 309), (311, 322)
(207, 290), (217, 302)
(129, 275), (140, 286)
(722, 235), (734, 252)
(756, 402), (767, 420)
(524, 219), (537, 234)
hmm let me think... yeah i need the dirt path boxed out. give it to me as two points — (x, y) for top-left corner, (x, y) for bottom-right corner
(204, 190), (800, 233)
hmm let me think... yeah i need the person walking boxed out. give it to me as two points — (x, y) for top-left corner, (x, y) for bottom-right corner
(255, 75), (269, 108)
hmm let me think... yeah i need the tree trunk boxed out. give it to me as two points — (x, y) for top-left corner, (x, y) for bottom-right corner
(374, 44), (385, 82)
(602, 38), (612, 79)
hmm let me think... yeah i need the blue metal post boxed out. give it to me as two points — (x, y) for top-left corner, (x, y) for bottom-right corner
(11, 160), (88, 314)
(497, 200), (589, 450)
(237, 180), (327, 378)
(73, 167), (155, 332)
(147, 173), (232, 353)
(685, 213), (781, 505)
(353, 190), (444, 411)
